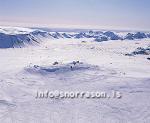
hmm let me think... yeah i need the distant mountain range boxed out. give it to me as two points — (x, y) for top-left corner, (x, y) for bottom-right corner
(0, 26), (150, 48)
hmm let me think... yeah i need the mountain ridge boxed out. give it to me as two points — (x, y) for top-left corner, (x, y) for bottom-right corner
(0, 26), (150, 48)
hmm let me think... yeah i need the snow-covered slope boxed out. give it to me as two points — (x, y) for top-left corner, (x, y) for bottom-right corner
(0, 27), (51, 48)
(0, 25), (150, 122)
(0, 26), (150, 48)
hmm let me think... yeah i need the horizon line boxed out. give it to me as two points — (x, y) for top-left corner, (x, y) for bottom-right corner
(0, 21), (150, 32)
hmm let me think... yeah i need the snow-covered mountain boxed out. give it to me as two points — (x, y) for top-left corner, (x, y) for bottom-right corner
(0, 27), (47, 48)
(0, 26), (150, 48)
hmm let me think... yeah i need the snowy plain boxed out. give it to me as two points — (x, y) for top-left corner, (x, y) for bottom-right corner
(0, 27), (150, 123)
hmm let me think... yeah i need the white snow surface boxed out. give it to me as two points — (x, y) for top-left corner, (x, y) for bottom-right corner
(0, 26), (35, 35)
(0, 27), (150, 123)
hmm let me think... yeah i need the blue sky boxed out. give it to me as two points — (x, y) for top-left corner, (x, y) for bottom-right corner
(0, 0), (150, 30)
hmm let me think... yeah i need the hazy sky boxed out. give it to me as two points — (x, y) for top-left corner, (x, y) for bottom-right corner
(0, 0), (150, 30)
